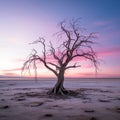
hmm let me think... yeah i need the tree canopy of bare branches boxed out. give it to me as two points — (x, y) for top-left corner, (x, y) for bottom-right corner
(22, 19), (99, 95)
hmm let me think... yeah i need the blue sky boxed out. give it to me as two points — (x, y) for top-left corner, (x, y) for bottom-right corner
(0, 0), (120, 77)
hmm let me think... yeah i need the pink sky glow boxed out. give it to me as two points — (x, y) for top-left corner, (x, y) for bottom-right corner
(0, 0), (120, 78)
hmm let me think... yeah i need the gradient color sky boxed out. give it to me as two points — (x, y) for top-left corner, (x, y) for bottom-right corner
(0, 0), (120, 78)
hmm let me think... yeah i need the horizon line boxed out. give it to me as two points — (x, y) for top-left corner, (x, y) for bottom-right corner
(0, 75), (120, 79)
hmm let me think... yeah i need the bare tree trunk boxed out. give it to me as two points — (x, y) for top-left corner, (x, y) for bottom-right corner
(48, 69), (68, 95)
(22, 20), (98, 96)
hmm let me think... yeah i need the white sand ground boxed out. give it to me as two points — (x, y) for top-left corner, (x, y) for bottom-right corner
(0, 78), (120, 120)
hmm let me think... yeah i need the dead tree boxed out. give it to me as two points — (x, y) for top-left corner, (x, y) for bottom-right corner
(22, 19), (98, 95)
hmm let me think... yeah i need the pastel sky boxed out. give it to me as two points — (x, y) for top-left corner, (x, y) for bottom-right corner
(0, 0), (120, 78)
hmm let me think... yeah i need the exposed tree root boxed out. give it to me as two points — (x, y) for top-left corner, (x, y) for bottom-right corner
(48, 87), (67, 95)
(47, 86), (78, 96)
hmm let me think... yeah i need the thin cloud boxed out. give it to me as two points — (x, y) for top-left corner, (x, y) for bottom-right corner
(101, 30), (120, 41)
(94, 20), (112, 27)
(2, 68), (22, 72)
(97, 46), (120, 57)
(3, 73), (19, 76)
(13, 58), (25, 62)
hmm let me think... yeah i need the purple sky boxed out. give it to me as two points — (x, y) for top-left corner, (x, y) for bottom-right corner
(0, 0), (120, 78)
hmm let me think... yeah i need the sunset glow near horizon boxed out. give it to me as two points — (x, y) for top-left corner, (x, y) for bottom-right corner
(0, 0), (120, 78)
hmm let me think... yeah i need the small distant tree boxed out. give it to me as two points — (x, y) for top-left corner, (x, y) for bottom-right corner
(22, 19), (98, 95)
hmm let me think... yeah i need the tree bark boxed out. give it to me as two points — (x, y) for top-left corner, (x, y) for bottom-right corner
(48, 69), (68, 95)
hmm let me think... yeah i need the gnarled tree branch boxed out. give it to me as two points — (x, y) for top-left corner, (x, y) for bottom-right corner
(22, 19), (99, 95)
